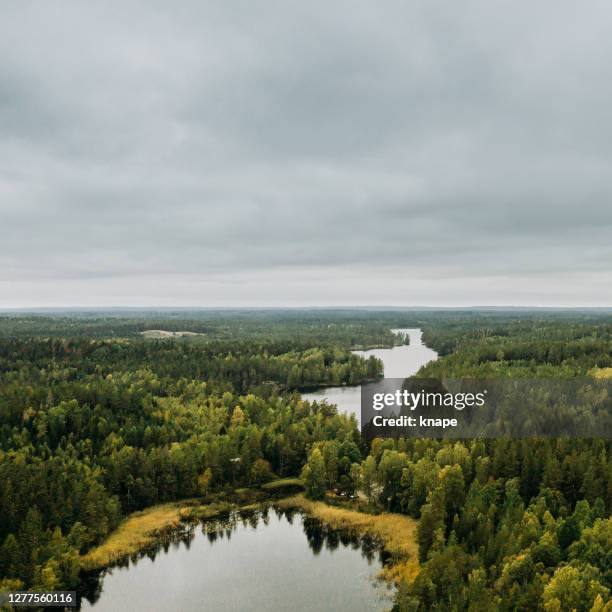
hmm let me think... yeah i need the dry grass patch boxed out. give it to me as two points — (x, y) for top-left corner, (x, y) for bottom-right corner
(81, 496), (261, 571)
(591, 367), (612, 378)
(276, 494), (419, 584)
(81, 502), (187, 570)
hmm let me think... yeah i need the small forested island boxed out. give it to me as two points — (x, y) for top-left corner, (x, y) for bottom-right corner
(0, 309), (610, 611)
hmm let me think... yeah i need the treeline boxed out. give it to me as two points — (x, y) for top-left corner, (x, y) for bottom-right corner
(0, 338), (383, 406)
(0, 310), (408, 348)
(421, 315), (611, 368)
(2, 310), (609, 348)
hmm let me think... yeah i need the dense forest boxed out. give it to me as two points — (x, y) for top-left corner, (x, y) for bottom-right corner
(0, 310), (610, 610)
(0, 309), (409, 347)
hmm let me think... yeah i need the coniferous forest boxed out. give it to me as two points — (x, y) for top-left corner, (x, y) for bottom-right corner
(0, 309), (610, 610)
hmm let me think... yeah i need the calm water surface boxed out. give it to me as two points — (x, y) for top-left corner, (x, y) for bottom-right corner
(302, 328), (438, 419)
(80, 509), (391, 612)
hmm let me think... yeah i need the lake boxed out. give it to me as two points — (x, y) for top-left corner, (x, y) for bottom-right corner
(302, 328), (438, 419)
(79, 508), (391, 611)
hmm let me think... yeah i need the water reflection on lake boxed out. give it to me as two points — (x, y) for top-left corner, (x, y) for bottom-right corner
(79, 508), (391, 612)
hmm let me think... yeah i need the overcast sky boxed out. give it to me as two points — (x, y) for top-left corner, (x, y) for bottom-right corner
(1, 1), (611, 307)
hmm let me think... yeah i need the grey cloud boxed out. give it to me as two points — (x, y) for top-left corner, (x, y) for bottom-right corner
(1, 0), (611, 306)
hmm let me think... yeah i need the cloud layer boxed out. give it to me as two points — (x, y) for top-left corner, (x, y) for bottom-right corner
(1, 1), (611, 306)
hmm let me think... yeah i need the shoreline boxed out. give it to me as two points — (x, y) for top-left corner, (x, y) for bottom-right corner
(81, 486), (419, 586)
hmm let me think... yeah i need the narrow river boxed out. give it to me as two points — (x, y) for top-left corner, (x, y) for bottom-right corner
(301, 328), (438, 419)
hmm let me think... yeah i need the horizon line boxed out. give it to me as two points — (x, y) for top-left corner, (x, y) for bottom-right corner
(1, 305), (612, 312)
